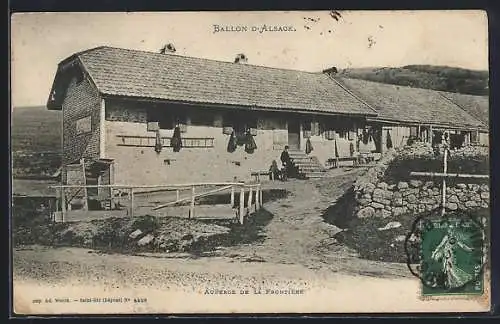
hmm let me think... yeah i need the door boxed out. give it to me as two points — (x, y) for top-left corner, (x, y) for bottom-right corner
(288, 120), (300, 150)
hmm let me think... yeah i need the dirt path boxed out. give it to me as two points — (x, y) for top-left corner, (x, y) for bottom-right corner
(221, 169), (408, 276)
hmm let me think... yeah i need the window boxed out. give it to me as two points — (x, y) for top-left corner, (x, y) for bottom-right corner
(75, 116), (92, 135)
(190, 111), (214, 126)
(147, 108), (187, 130)
(223, 113), (256, 135)
(470, 130), (479, 143)
(410, 126), (418, 137)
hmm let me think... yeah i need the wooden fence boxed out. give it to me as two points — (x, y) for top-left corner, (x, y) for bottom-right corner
(49, 182), (263, 224)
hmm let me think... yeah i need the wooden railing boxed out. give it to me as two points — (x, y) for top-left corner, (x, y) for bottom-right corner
(49, 182), (262, 225)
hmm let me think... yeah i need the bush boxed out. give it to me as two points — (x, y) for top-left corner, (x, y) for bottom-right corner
(383, 154), (489, 185)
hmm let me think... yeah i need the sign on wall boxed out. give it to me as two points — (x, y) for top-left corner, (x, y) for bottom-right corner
(76, 116), (92, 134)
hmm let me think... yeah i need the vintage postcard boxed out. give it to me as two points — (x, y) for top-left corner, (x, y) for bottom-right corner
(10, 10), (491, 314)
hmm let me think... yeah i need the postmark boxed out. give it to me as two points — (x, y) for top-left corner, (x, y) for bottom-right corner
(405, 209), (486, 297)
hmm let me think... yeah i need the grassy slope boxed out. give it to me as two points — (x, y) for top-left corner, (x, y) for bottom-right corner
(11, 106), (61, 153)
(339, 65), (489, 96)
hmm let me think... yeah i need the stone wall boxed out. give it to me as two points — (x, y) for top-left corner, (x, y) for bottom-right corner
(353, 142), (490, 218)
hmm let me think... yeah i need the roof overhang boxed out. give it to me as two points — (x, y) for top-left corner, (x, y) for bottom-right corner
(366, 117), (488, 132)
(102, 94), (378, 118)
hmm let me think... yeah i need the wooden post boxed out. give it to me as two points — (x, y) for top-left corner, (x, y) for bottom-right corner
(247, 186), (253, 215)
(442, 148), (448, 216)
(429, 125), (433, 144)
(128, 188), (134, 217)
(176, 189), (180, 201)
(61, 186), (66, 222)
(239, 186), (245, 224)
(190, 186), (195, 219)
(81, 158), (88, 211)
(255, 185), (260, 211)
(260, 185), (263, 207)
(230, 186), (235, 207)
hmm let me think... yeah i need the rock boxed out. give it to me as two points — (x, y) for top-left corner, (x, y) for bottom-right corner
(377, 182), (388, 190)
(364, 183), (376, 194)
(387, 184), (396, 190)
(481, 192), (490, 200)
(480, 184), (490, 192)
(398, 181), (409, 189)
(370, 202), (385, 209)
(137, 234), (155, 246)
(407, 203), (417, 211)
(425, 204), (436, 211)
(392, 198), (403, 207)
(407, 194), (418, 203)
(421, 197), (436, 205)
(424, 181), (434, 188)
(377, 221), (402, 231)
(474, 194), (482, 202)
(393, 191), (402, 199)
(481, 202), (489, 208)
(456, 183), (467, 189)
(375, 209), (392, 218)
(394, 235), (406, 242)
(420, 191), (428, 197)
(392, 207), (406, 216)
(468, 184), (480, 192)
(358, 198), (371, 206)
(357, 207), (375, 218)
(410, 180), (423, 188)
(372, 188), (385, 198)
(373, 196), (391, 205)
(129, 229), (143, 239)
(447, 202), (458, 210)
(465, 201), (478, 208)
(383, 190), (393, 199)
(362, 193), (372, 199)
(448, 195), (459, 203)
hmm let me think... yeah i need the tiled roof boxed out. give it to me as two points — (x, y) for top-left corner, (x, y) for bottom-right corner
(438, 91), (489, 127)
(66, 46), (377, 116)
(336, 77), (486, 130)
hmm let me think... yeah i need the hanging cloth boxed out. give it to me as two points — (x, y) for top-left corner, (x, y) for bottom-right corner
(244, 131), (257, 153)
(227, 130), (237, 153)
(386, 129), (393, 149)
(362, 129), (369, 145)
(154, 129), (162, 154)
(305, 138), (314, 154)
(349, 142), (355, 157)
(171, 126), (183, 152)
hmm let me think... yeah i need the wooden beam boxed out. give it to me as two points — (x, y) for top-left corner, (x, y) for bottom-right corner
(190, 186), (195, 219)
(153, 185), (233, 210)
(410, 172), (489, 179)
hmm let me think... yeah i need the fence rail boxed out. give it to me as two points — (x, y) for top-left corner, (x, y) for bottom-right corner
(49, 182), (263, 224)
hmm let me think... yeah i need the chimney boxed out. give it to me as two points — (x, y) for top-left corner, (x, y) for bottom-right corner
(234, 53), (248, 64)
(160, 43), (176, 54)
(322, 66), (338, 76)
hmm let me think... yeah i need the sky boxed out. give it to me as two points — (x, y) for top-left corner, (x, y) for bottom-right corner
(11, 10), (488, 107)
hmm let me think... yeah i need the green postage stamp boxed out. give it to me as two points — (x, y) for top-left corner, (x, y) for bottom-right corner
(418, 216), (485, 296)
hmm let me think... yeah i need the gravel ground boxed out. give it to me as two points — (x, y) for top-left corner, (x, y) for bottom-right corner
(17, 168), (472, 314)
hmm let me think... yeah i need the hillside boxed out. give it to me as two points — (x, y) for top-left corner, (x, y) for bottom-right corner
(339, 65), (489, 96)
(11, 106), (61, 153)
(11, 106), (61, 179)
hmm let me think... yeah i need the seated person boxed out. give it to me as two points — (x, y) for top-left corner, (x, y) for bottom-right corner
(269, 160), (280, 180)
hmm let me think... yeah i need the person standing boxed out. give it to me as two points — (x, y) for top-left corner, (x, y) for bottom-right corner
(280, 145), (291, 179)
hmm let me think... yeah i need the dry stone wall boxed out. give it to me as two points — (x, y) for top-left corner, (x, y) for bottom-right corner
(353, 143), (490, 219)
